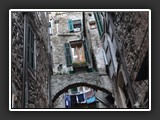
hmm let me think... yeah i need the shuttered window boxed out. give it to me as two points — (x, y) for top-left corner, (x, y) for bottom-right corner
(64, 43), (72, 67)
(68, 19), (74, 32)
(94, 12), (104, 37)
(27, 26), (35, 72)
(83, 39), (90, 63)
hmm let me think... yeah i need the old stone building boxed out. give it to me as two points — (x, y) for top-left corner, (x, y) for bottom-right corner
(11, 10), (149, 109)
(11, 12), (53, 108)
(49, 12), (114, 108)
(94, 11), (149, 108)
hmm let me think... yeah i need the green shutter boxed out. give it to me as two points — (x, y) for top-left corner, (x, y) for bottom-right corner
(83, 39), (90, 63)
(28, 25), (35, 70)
(68, 19), (74, 32)
(64, 43), (72, 67)
(27, 26), (31, 63)
(94, 12), (103, 37)
(30, 30), (34, 69)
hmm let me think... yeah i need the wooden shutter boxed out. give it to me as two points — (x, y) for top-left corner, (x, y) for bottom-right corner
(64, 43), (72, 67)
(94, 12), (103, 37)
(68, 19), (74, 32)
(83, 39), (90, 63)
(30, 30), (35, 69)
(27, 26), (35, 70)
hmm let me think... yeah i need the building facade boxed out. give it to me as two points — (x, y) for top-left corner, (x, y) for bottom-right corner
(94, 11), (149, 108)
(11, 12), (53, 108)
(11, 11), (149, 109)
(49, 12), (114, 108)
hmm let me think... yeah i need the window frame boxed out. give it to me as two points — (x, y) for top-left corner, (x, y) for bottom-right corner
(27, 24), (36, 74)
(64, 39), (91, 68)
(68, 19), (82, 32)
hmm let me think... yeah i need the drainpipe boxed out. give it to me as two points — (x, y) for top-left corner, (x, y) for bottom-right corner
(22, 12), (29, 108)
(48, 31), (53, 108)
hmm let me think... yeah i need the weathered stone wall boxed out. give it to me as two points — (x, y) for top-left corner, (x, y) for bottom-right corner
(49, 12), (82, 35)
(112, 12), (149, 80)
(84, 12), (106, 74)
(11, 12), (24, 108)
(51, 72), (113, 104)
(84, 12), (113, 93)
(132, 79), (148, 107)
(111, 12), (149, 107)
(27, 12), (50, 108)
(49, 12), (113, 107)
(11, 12), (51, 108)
(49, 12), (82, 74)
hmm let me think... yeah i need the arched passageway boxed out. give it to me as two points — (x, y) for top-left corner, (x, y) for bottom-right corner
(52, 82), (113, 107)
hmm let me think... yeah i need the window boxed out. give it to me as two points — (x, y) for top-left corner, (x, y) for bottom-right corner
(70, 41), (85, 63)
(64, 40), (90, 67)
(27, 26), (35, 72)
(48, 21), (53, 35)
(89, 20), (96, 30)
(68, 19), (82, 32)
(83, 39), (90, 63)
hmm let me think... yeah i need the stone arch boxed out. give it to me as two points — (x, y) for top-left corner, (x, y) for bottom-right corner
(52, 82), (113, 105)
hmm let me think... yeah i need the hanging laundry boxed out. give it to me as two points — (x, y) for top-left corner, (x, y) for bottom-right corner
(77, 93), (85, 103)
(85, 90), (94, 99)
(86, 97), (96, 104)
(71, 95), (77, 106)
(65, 95), (71, 108)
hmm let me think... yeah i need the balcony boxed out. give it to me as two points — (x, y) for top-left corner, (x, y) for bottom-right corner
(72, 61), (88, 71)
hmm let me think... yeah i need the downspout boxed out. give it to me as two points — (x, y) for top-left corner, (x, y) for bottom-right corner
(48, 32), (52, 108)
(22, 12), (29, 108)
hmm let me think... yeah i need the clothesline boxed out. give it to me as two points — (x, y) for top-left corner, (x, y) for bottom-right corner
(64, 89), (96, 108)
(65, 89), (94, 96)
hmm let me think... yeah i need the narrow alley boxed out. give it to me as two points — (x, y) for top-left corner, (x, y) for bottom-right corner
(11, 10), (149, 109)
